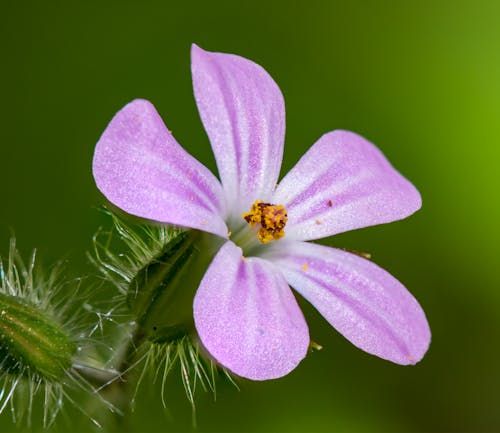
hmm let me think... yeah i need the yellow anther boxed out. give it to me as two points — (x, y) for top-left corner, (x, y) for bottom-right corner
(242, 200), (288, 243)
(257, 229), (274, 243)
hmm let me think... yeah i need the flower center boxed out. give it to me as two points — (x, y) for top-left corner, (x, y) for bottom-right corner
(241, 200), (288, 243)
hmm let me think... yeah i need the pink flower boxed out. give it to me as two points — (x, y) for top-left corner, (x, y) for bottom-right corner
(92, 44), (430, 380)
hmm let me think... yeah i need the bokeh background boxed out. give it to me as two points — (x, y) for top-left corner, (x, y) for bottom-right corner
(1, 1), (499, 431)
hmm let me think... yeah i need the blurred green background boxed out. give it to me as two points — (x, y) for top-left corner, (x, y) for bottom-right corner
(1, 0), (499, 431)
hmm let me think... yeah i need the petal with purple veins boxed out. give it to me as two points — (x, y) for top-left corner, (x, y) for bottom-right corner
(266, 241), (430, 365)
(193, 241), (309, 380)
(191, 44), (285, 215)
(93, 99), (228, 237)
(273, 130), (422, 241)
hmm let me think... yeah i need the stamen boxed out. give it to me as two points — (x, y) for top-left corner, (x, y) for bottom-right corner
(242, 200), (288, 244)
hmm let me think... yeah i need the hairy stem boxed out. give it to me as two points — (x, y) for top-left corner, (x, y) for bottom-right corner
(72, 324), (148, 430)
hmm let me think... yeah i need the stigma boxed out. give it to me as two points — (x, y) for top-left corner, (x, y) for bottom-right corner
(242, 200), (288, 243)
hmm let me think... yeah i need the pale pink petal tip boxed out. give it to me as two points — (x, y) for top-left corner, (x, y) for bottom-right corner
(191, 44), (286, 215)
(274, 130), (422, 241)
(92, 99), (228, 237)
(270, 241), (430, 365)
(193, 242), (310, 380)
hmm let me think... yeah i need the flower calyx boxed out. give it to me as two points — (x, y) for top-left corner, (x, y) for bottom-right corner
(127, 230), (224, 344)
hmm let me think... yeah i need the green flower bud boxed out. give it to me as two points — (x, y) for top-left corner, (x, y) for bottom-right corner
(0, 239), (116, 428)
(0, 292), (75, 380)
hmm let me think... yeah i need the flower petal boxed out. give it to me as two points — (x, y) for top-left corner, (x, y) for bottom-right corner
(266, 241), (430, 364)
(273, 130), (422, 241)
(191, 44), (285, 215)
(193, 241), (309, 380)
(93, 99), (228, 237)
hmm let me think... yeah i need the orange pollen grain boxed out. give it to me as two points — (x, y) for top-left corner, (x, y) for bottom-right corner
(242, 200), (288, 244)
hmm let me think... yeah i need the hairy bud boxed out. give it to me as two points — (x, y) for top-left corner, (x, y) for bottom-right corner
(0, 292), (75, 380)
